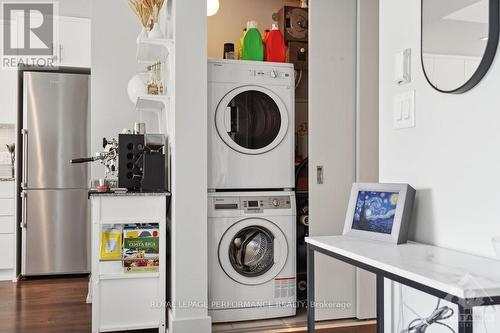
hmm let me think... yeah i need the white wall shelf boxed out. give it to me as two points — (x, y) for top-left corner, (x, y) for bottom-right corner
(136, 94), (170, 112)
(136, 38), (174, 64)
(99, 272), (161, 280)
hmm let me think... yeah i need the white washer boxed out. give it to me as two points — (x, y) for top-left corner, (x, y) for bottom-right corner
(208, 59), (295, 190)
(208, 191), (296, 323)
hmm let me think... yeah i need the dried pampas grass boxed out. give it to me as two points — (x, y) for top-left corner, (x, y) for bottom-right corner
(128, 0), (151, 29)
(129, 0), (165, 30)
(151, 0), (165, 23)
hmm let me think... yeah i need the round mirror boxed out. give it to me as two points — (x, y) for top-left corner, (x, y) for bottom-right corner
(422, 0), (499, 93)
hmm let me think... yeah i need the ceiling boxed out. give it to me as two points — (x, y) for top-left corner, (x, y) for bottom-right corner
(444, 0), (488, 24)
(422, 0), (488, 57)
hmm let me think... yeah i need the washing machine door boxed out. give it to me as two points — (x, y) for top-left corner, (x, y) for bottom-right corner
(219, 218), (288, 285)
(215, 86), (289, 155)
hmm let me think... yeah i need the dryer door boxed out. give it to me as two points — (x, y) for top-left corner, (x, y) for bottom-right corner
(219, 218), (288, 285)
(215, 86), (289, 155)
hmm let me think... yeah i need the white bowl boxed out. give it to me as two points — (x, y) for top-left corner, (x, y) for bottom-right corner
(493, 236), (500, 259)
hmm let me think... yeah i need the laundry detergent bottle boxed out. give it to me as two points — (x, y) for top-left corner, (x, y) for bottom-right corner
(237, 28), (247, 59)
(265, 23), (286, 62)
(241, 21), (264, 61)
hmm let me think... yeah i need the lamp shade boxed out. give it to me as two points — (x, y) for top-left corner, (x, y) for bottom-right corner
(207, 0), (219, 16)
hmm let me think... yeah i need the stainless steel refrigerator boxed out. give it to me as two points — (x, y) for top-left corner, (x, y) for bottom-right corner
(20, 70), (90, 276)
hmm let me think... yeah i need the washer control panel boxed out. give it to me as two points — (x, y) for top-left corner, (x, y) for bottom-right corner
(213, 196), (292, 212)
(242, 196), (291, 212)
(213, 197), (239, 210)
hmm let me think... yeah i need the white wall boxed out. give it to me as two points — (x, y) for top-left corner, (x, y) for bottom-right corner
(28, 0), (91, 18)
(355, 0), (379, 320)
(309, 0), (357, 321)
(357, 0), (379, 185)
(379, 0), (500, 331)
(167, 0), (210, 332)
(92, 1), (210, 332)
(90, 0), (141, 179)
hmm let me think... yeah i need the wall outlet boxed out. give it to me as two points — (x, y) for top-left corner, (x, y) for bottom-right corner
(393, 90), (415, 129)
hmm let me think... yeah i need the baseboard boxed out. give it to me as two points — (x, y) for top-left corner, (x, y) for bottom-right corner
(168, 309), (212, 333)
(213, 318), (377, 333)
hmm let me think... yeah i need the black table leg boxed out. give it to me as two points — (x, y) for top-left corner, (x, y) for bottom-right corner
(307, 245), (315, 332)
(377, 274), (384, 333)
(458, 303), (473, 333)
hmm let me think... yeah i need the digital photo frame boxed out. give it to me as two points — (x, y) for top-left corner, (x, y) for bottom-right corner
(343, 183), (416, 244)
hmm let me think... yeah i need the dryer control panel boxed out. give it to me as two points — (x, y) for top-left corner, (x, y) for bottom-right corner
(208, 60), (294, 87)
(213, 196), (292, 213)
(249, 69), (291, 80)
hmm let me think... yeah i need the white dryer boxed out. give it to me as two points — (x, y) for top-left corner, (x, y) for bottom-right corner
(208, 191), (296, 323)
(208, 59), (295, 190)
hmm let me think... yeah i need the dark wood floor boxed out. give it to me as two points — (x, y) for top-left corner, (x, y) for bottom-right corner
(0, 277), (376, 333)
(0, 276), (91, 333)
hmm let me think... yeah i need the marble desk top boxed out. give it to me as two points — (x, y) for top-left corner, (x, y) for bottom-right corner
(306, 235), (500, 299)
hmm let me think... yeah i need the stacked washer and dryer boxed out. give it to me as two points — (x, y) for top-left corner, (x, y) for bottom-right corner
(207, 59), (297, 322)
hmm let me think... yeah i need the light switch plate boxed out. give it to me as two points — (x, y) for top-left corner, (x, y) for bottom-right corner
(393, 90), (415, 129)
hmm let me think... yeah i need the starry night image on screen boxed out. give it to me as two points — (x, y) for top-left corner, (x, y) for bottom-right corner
(352, 191), (399, 234)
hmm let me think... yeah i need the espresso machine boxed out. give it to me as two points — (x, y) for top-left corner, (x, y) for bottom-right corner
(118, 133), (166, 192)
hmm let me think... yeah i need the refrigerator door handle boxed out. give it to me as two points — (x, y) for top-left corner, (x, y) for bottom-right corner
(21, 129), (28, 189)
(21, 191), (27, 228)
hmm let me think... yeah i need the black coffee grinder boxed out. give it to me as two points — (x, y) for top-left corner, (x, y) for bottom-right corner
(141, 134), (166, 192)
(118, 133), (166, 192)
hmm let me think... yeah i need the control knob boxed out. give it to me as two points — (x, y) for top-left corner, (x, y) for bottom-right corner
(272, 198), (280, 207)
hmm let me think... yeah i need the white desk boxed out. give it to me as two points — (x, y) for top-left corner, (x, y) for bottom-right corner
(305, 236), (500, 333)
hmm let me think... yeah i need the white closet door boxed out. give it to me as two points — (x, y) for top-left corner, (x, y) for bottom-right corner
(309, 0), (357, 321)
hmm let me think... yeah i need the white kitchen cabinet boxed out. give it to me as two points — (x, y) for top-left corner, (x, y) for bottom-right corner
(0, 16), (90, 125)
(423, 54), (482, 91)
(0, 180), (16, 281)
(465, 58), (481, 82)
(0, 216), (15, 234)
(0, 181), (14, 197)
(0, 198), (14, 215)
(434, 57), (465, 91)
(0, 70), (16, 124)
(0, 20), (17, 124)
(57, 17), (91, 68)
(422, 55), (435, 82)
(0, 234), (15, 270)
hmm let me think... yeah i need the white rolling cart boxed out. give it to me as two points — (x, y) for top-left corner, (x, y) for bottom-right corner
(90, 192), (170, 333)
